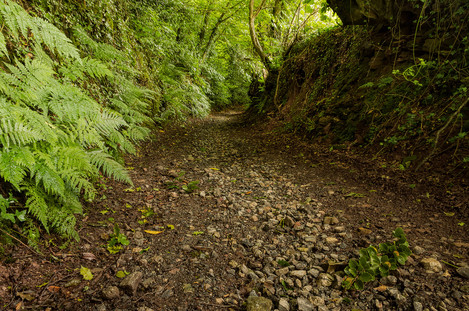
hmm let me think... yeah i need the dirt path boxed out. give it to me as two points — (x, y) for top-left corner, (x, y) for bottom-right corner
(2, 111), (468, 311)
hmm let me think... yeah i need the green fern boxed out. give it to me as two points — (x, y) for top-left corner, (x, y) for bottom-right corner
(88, 150), (133, 185)
(0, 1), (149, 241)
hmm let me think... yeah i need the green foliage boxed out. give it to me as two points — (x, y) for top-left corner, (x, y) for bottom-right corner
(0, 194), (25, 223)
(107, 223), (129, 254)
(342, 228), (411, 290)
(182, 180), (200, 193)
(0, 0), (149, 241)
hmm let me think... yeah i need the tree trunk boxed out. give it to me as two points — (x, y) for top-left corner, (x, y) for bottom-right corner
(249, 0), (271, 71)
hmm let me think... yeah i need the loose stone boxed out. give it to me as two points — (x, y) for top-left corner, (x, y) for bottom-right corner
(102, 286), (120, 300)
(421, 258), (443, 273)
(297, 297), (314, 311)
(119, 271), (143, 295)
(278, 297), (290, 311)
(246, 296), (273, 311)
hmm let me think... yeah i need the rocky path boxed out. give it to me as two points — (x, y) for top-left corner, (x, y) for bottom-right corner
(2, 111), (468, 311)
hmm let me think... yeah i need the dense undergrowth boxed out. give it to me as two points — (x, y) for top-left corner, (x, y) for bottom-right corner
(0, 0), (253, 244)
(250, 0), (469, 173)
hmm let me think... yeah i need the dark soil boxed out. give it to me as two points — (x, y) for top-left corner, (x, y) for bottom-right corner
(1, 111), (468, 311)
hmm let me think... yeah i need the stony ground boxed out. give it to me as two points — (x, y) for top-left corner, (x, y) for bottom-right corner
(1, 111), (468, 311)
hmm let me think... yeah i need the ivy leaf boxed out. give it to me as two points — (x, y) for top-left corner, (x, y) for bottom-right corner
(80, 266), (93, 280)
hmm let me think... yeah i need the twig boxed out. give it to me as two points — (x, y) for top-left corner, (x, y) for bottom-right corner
(199, 302), (237, 308)
(441, 260), (459, 269)
(415, 97), (468, 171)
(0, 227), (43, 256)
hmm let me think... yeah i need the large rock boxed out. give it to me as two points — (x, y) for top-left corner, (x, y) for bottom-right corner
(327, 0), (418, 27)
(246, 296), (273, 311)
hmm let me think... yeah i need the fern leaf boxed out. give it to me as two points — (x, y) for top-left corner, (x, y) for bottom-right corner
(0, 150), (25, 189)
(0, 31), (9, 59)
(81, 57), (113, 79)
(93, 109), (127, 136)
(88, 150), (133, 185)
(0, 118), (42, 147)
(32, 17), (80, 60)
(23, 183), (50, 232)
(0, 0), (31, 39)
(47, 207), (79, 241)
(31, 161), (65, 197)
(127, 126), (150, 142)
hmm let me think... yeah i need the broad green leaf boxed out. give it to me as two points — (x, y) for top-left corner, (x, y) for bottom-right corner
(354, 279), (364, 290)
(359, 272), (373, 282)
(397, 255), (407, 265)
(393, 227), (405, 238)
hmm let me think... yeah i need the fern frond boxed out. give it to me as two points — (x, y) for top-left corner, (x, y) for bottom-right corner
(0, 97), (58, 142)
(93, 108), (127, 136)
(72, 27), (125, 61)
(60, 186), (83, 214)
(88, 150), (133, 185)
(0, 0), (31, 39)
(0, 31), (9, 59)
(68, 119), (105, 149)
(107, 131), (136, 154)
(127, 126), (151, 142)
(22, 183), (50, 232)
(0, 118), (43, 147)
(47, 207), (79, 241)
(30, 158), (65, 197)
(0, 146), (35, 189)
(81, 57), (113, 79)
(59, 168), (96, 200)
(32, 17), (80, 60)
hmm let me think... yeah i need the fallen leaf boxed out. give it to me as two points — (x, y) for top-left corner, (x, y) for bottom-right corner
(82, 252), (96, 261)
(17, 291), (35, 301)
(116, 270), (129, 278)
(209, 167), (219, 171)
(80, 266), (93, 281)
(16, 302), (23, 311)
(444, 212), (455, 216)
(144, 230), (163, 235)
(374, 285), (388, 292)
(245, 191), (252, 195)
(47, 286), (60, 293)
(169, 268), (180, 274)
(454, 242), (469, 248)
(358, 227), (372, 235)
